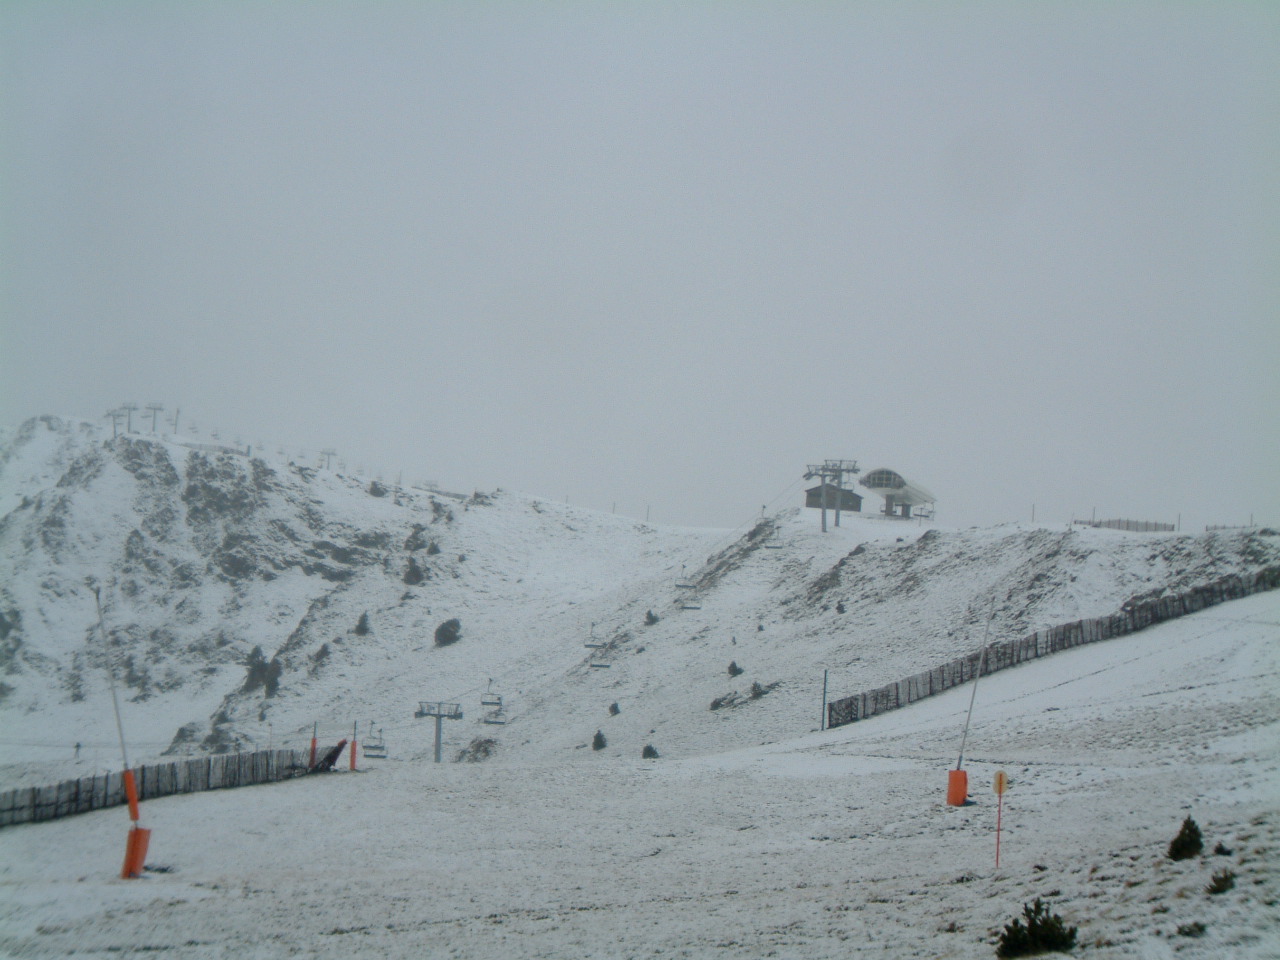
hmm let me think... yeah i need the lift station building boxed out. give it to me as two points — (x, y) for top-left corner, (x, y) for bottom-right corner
(860, 468), (935, 519)
(805, 484), (864, 512)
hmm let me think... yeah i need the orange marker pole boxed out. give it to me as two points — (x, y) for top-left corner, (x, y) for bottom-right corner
(122, 825), (151, 879)
(122, 769), (141, 822)
(350, 721), (357, 771)
(994, 770), (1008, 869)
(310, 722), (318, 769)
(96, 584), (150, 879)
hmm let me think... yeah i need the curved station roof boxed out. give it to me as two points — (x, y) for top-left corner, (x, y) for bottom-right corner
(859, 468), (935, 507)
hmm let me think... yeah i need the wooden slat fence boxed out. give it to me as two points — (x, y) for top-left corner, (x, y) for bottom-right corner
(827, 566), (1280, 729)
(0, 748), (310, 829)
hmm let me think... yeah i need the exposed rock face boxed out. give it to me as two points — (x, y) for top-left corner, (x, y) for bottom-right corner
(0, 416), (470, 754)
(2, 415), (1277, 771)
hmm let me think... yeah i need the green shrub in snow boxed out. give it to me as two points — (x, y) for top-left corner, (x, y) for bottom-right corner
(995, 898), (1077, 958)
(434, 618), (462, 646)
(1168, 816), (1203, 861)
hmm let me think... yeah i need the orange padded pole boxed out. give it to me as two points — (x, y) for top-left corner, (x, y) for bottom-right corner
(121, 826), (151, 879)
(122, 769), (140, 822)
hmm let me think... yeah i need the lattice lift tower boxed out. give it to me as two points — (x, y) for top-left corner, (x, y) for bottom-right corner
(804, 459), (860, 532)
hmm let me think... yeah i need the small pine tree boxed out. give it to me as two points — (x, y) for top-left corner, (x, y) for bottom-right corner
(354, 612), (371, 635)
(592, 730), (607, 751)
(608, 702), (620, 716)
(642, 744), (659, 759)
(242, 646), (269, 692)
(728, 660), (744, 677)
(644, 610), (659, 626)
(996, 898), (1077, 958)
(403, 556), (424, 585)
(1168, 816), (1204, 861)
(263, 658), (282, 698)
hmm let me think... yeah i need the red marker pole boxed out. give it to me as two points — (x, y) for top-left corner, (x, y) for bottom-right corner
(350, 721), (358, 771)
(95, 585), (150, 878)
(994, 770), (1008, 869)
(310, 722), (318, 769)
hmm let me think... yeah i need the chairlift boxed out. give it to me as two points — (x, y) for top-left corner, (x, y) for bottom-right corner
(675, 581), (696, 589)
(680, 603), (702, 610)
(589, 662), (611, 669)
(362, 726), (388, 759)
(480, 679), (503, 708)
(482, 707), (507, 725)
(584, 640), (606, 649)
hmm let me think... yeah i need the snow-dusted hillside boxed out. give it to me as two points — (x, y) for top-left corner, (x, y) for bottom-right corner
(2, 414), (1278, 786)
(2, 588), (1277, 959)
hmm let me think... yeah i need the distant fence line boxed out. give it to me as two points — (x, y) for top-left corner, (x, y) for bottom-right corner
(0, 748), (310, 829)
(1077, 518), (1176, 533)
(827, 566), (1280, 729)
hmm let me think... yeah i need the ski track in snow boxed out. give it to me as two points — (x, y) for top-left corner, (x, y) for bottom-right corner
(1, 592), (1277, 959)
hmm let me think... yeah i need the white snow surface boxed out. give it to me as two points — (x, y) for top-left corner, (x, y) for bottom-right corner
(0, 590), (1277, 959)
(1, 415), (1277, 957)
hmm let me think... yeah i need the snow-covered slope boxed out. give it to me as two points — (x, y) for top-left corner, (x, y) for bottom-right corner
(2, 414), (1277, 786)
(1, 588), (1276, 959)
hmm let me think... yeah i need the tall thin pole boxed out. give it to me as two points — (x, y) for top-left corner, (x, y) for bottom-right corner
(956, 602), (994, 770)
(93, 586), (130, 771)
(821, 669), (829, 730)
(996, 789), (1004, 868)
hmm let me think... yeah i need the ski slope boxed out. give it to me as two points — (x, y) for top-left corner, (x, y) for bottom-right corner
(2, 589), (1276, 959)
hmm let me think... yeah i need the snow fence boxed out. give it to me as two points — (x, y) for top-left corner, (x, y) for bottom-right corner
(0, 748), (310, 828)
(827, 566), (1280, 729)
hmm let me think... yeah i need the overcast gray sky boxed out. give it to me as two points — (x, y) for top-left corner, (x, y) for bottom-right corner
(3, 2), (1276, 531)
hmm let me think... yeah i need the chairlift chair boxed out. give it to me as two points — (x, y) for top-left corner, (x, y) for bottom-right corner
(480, 679), (503, 708)
(362, 727), (388, 759)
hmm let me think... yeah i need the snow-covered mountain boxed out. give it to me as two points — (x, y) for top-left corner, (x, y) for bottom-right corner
(2, 414), (1277, 782)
